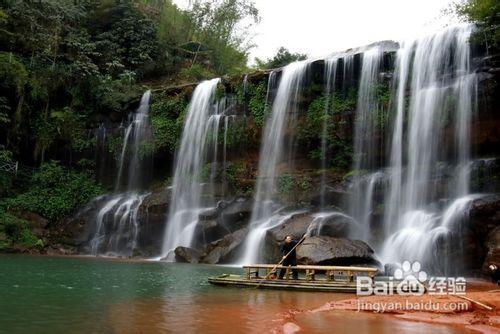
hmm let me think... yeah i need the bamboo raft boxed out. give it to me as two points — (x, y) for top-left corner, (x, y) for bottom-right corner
(208, 264), (378, 292)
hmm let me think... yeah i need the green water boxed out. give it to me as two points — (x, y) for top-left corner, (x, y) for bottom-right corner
(0, 255), (472, 334)
(0, 255), (238, 333)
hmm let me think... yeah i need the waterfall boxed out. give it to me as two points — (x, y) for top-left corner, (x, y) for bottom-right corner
(238, 61), (310, 264)
(380, 24), (478, 270)
(349, 48), (383, 238)
(88, 90), (152, 257)
(320, 57), (338, 208)
(116, 90), (152, 191)
(161, 78), (222, 259)
(89, 193), (148, 256)
(306, 211), (359, 237)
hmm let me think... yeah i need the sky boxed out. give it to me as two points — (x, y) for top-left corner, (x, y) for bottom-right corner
(173, 0), (461, 64)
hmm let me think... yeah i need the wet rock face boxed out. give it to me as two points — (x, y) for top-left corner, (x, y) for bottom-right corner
(219, 197), (253, 230)
(263, 212), (358, 263)
(200, 227), (248, 264)
(138, 188), (171, 222)
(483, 226), (500, 271)
(174, 246), (201, 263)
(461, 194), (500, 273)
(469, 194), (500, 236)
(296, 236), (376, 266)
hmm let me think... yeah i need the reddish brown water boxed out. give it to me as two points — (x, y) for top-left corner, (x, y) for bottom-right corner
(107, 290), (474, 333)
(0, 255), (476, 333)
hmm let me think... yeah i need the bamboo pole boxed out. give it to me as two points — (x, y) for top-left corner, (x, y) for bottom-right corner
(254, 235), (307, 289)
(454, 295), (493, 311)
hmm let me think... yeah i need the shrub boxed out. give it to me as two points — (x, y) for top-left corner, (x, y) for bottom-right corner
(1, 212), (42, 249)
(8, 161), (102, 222)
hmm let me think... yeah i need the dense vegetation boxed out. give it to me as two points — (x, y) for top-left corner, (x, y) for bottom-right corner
(0, 0), (260, 250)
(0, 0), (498, 251)
(455, 0), (500, 50)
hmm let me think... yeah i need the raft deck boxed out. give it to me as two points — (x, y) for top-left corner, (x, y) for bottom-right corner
(208, 264), (378, 292)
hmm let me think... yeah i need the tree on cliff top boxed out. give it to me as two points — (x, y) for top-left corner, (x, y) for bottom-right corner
(255, 47), (307, 69)
(454, 0), (500, 50)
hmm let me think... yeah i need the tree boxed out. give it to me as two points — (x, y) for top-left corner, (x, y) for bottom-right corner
(255, 47), (307, 69)
(454, 0), (500, 50)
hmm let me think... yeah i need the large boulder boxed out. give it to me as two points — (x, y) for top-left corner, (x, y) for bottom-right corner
(307, 212), (358, 237)
(263, 211), (312, 262)
(138, 187), (170, 222)
(193, 219), (232, 246)
(174, 246), (202, 263)
(136, 188), (171, 255)
(296, 236), (376, 266)
(219, 197), (253, 230)
(482, 226), (500, 272)
(469, 194), (500, 236)
(200, 227), (248, 264)
(263, 211), (358, 263)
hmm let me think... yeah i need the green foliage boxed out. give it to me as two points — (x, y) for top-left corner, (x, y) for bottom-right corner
(296, 91), (356, 170)
(0, 212), (42, 249)
(7, 161), (102, 222)
(277, 172), (312, 204)
(223, 117), (247, 149)
(298, 95), (328, 144)
(255, 47), (307, 69)
(0, 52), (28, 95)
(331, 89), (358, 114)
(0, 0), (260, 169)
(179, 63), (216, 82)
(224, 161), (246, 191)
(248, 81), (269, 127)
(454, 0), (500, 49)
(150, 93), (188, 153)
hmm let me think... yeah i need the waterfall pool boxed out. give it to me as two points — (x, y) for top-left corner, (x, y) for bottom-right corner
(0, 254), (475, 333)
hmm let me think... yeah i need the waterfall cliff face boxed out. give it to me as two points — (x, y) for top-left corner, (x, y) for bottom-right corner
(88, 90), (152, 257)
(380, 25), (478, 272)
(161, 78), (222, 260)
(233, 24), (479, 271)
(349, 48), (384, 242)
(75, 23), (494, 272)
(238, 61), (310, 264)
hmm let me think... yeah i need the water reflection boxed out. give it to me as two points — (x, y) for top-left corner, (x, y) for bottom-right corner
(0, 255), (475, 334)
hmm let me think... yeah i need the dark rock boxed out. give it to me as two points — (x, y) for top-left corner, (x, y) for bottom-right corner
(263, 212), (312, 262)
(219, 197), (253, 230)
(139, 188), (171, 220)
(268, 212), (314, 241)
(296, 236), (376, 266)
(482, 226), (500, 272)
(308, 213), (358, 238)
(136, 188), (170, 254)
(201, 227), (248, 264)
(469, 194), (500, 236)
(198, 207), (219, 221)
(174, 246), (201, 263)
(194, 219), (231, 245)
(16, 212), (48, 233)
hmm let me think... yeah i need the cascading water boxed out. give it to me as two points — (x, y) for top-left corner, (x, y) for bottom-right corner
(88, 90), (152, 257)
(319, 57), (339, 208)
(116, 90), (152, 191)
(306, 211), (360, 237)
(349, 48), (383, 240)
(238, 61), (310, 265)
(161, 78), (222, 260)
(379, 25), (479, 272)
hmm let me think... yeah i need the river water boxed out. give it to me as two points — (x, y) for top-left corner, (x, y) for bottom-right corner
(0, 255), (473, 333)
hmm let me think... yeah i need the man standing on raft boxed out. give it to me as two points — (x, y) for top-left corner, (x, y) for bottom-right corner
(279, 235), (299, 280)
